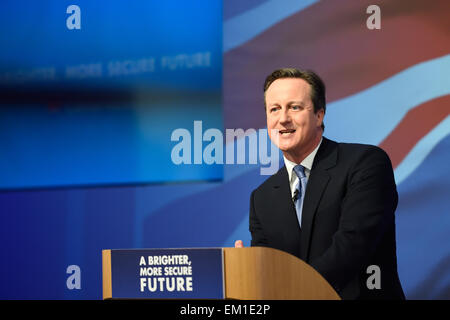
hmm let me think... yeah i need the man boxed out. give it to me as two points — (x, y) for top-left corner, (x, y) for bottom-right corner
(246, 68), (405, 299)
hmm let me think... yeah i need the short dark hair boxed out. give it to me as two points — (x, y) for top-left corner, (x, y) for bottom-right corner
(263, 68), (326, 130)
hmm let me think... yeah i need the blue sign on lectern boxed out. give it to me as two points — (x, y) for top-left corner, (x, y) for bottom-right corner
(105, 248), (224, 299)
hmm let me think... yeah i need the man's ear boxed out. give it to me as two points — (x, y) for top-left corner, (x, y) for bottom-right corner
(316, 108), (325, 127)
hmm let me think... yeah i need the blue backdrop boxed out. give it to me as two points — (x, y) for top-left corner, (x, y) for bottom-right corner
(0, 0), (449, 300)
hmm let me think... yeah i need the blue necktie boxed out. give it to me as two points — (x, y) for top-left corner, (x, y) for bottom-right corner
(293, 164), (307, 228)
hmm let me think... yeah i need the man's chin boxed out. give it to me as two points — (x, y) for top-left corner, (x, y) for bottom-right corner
(269, 138), (297, 153)
(278, 145), (296, 154)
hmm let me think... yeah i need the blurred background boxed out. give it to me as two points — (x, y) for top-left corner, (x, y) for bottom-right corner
(0, 0), (448, 299)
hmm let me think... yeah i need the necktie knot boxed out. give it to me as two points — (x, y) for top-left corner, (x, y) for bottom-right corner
(293, 164), (306, 179)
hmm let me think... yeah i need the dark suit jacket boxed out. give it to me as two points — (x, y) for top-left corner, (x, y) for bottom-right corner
(249, 137), (405, 299)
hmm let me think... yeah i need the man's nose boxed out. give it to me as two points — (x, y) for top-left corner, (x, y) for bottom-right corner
(279, 108), (291, 124)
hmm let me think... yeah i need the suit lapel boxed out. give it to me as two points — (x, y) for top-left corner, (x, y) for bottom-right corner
(300, 137), (338, 261)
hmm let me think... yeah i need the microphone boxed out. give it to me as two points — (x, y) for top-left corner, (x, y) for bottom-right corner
(292, 189), (299, 202)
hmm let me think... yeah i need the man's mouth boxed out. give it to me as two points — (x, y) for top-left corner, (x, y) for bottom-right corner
(279, 129), (296, 135)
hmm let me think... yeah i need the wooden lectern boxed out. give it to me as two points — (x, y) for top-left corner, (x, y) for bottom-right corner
(102, 247), (340, 300)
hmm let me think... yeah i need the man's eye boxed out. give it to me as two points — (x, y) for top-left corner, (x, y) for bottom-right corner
(291, 105), (301, 110)
(270, 107), (279, 112)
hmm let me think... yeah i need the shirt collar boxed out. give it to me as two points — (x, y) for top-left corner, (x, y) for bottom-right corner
(284, 137), (323, 183)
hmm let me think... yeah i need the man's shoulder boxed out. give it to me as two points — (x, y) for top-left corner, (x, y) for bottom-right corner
(320, 137), (387, 159)
(252, 165), (286, 195)
(333, 140), (390, 162)
(251, 139), (392, 194)
(324, 137), (380, 152)
(321, 138), (394, 174)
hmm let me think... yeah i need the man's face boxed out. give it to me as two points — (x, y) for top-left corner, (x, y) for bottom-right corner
(265, 78), (324, 163)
